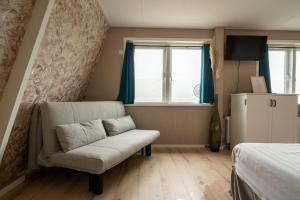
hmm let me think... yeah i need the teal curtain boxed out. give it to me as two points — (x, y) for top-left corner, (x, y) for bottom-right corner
(117, 42), (135, 104)
(200, 44), (214, 103)
(259, 44), (272, 93)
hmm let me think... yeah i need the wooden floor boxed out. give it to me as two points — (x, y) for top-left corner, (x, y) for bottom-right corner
(4, 147), (232, 200)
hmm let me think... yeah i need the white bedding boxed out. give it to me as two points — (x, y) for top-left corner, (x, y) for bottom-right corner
(232, 143), (300, 200)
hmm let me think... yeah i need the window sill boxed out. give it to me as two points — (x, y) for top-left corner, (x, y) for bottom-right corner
(124, 103), (213, 107)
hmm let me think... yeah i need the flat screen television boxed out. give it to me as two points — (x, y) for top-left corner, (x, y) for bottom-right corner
(225, 35), (267, 60)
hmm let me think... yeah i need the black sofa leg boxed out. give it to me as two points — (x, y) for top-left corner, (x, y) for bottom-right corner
(40, 166), (46, 177)
(145, 144), (152, 156)
(89, 174), (103, 194)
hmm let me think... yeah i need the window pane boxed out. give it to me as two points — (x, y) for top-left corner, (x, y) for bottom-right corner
(296, 50), (300, 102)
(134, 48), (163, 102)
(171, 48), (202, 103)
(269, 50), (285, 94)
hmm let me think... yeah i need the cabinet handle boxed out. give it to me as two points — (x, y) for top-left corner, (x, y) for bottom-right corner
(270, 99), (273, 107)
(274, 100), (277, 107)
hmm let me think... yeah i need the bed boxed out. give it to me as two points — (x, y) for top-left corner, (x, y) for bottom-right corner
(231, 143), (300, 200)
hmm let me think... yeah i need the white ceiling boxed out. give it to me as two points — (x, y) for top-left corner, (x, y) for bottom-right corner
(98, 0), (300, 30)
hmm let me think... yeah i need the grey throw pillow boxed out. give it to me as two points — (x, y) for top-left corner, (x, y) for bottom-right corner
(102, 116), (136, 136)
(56, 119), (106, 152)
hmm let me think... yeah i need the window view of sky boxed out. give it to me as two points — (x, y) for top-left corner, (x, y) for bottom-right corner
(269, 50), (285, 94)
(134, 47), (201, 103)
(171, 49), (201, 103)
(295, 51), (300, 96)
(134, 48), (164, 102)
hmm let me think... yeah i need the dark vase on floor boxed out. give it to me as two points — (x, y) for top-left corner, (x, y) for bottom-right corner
(209, 95), (221, 152)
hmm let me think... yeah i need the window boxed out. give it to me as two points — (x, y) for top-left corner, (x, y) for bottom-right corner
(269, 47), (300, 101)
(135, 48), (164, 102)
(134, 45), (202, 103)
(171, 49), (201, 102)
(295, 50), (300, 96)
(269, 50), (286, 94)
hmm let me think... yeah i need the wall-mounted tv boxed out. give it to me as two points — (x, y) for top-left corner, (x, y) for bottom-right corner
(225, 35), (267, 60)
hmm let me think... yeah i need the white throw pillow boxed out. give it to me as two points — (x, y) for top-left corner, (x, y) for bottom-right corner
(56, 119), (106, 152)
(102, 116), (136, 136)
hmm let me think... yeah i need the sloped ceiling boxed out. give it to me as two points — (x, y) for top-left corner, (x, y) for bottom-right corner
(0, 0), (108, 189)
(0, 0), (34, 99)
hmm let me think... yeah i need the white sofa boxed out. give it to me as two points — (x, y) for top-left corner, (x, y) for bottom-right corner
(28, 101), (160, 194)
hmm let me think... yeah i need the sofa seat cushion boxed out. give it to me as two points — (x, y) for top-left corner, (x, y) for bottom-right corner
(50, 146), (121, 174)
(49, 129), (160, 174)
(91, 129), (160, 158)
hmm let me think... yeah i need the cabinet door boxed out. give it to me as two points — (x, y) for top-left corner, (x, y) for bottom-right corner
(271, 95), (297, 143)
(246, 95), (272, 142)
(230, 95), (248, 148)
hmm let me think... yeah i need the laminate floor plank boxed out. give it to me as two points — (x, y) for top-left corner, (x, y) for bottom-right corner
(3, 148), (232, 200)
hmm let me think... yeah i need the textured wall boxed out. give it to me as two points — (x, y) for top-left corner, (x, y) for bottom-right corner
(0, 0), (108, 189)
(0, 0), (35, 99)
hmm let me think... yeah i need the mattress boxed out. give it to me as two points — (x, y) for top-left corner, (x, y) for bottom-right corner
(232, 143), (300, 200)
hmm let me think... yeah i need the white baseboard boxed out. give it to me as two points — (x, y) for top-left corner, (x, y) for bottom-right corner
(152, 144), (207, 148)
(0, 176), (25, 198)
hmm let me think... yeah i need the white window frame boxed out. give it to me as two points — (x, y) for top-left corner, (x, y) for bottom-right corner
(131, 42), (207, 106)
(268, 45), (300, 95)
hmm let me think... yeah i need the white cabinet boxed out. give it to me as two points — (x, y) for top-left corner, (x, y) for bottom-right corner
(230, 93), (298, 149)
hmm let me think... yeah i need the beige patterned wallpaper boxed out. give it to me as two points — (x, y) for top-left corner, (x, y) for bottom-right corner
(0, 0), (108, 189)
(0, 0), (35, 99)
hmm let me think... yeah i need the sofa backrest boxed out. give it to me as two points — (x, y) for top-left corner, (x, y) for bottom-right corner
(40, 101), (125, 157)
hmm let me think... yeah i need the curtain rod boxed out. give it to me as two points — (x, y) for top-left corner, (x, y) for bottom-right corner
(269, 46), (300, 49)
(133, 44), (204, 48)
